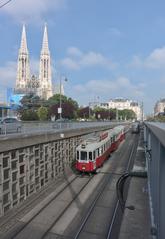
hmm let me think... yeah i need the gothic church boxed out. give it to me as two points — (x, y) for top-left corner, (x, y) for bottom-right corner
(15, 24), (53, 100)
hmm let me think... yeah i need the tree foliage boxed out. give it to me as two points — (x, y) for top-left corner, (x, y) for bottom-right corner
(37, 106), (48, 121)
(77, 107), (91, 119)
(20, 93), (44, 110)
(20, 109), (39, 121)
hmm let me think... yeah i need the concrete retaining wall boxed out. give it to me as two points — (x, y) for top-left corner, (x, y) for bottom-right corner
(0, 125), (112, 216)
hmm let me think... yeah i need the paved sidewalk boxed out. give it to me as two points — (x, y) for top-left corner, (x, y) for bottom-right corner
(118, 131), (151, 239)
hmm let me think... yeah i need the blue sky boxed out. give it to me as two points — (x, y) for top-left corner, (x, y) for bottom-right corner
(0, 0), (165, 114)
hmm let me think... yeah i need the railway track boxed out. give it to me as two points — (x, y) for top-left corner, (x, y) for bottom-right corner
(71, 132), (139, 239)
(2, 131), (139, 239)
(3, 175), (94, 239)
(0, 175), (78, 232)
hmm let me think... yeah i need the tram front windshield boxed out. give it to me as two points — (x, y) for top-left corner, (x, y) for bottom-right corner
(81, 151), (87, 161)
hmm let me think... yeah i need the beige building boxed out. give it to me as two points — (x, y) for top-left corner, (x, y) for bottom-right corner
(96, 98), (142, 120)
(154, 99), (165, 115)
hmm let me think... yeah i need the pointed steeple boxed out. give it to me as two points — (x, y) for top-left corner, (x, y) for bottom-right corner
(15, 24), (30, 93)
(20, 24), (28, 54)
(41, 23), (49, 54)
(39, 24), (52, 99)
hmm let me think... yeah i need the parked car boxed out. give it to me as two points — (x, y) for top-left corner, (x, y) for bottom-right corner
(52, 118), (70, 129)
(0, 117), (22, 134)
(55, 118), (70, 122)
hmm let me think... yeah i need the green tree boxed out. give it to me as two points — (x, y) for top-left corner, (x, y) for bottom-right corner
(47, 94), (79, 119)
(37, 106), (48, 121)
(47, 94), (68, 105)
(21, 109), (39, 121)
(119, 109), (136, 120)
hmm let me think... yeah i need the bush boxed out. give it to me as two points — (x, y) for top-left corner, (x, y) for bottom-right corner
(20, 109), (39, 121)
(37, 106), (48, 121)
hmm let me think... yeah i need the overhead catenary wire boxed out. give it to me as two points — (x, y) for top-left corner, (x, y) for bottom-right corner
(0, 0), (13, 9)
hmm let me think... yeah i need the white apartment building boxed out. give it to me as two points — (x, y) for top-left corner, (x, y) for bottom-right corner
(96, 98), (142, 120)
(154, 99), (165, 115)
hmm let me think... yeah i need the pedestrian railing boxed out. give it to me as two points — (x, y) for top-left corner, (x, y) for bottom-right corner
(144, 122), (165, 239)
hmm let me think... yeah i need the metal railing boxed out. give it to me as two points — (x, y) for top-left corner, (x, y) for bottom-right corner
(144, 122), (165, 239)
(0, 121), (128, 136)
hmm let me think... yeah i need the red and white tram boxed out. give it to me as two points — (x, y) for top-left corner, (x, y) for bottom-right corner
(75, 125), (125, 173)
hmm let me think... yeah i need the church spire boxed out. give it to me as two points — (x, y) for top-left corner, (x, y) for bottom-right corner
(39, 24), (53, 99)
(20, 24), (28, 54)
(15, 24), (30, 93)
(41, 23), (49, 54)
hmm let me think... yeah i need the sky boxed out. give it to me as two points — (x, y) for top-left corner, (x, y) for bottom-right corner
(0, 0), (165, 114)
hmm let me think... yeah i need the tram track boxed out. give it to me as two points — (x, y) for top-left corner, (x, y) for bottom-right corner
(2, 131), (139, 239)
(0, 175), (77, 233)
(70, 132), (139, 239)
(106, 134), (139, 239)
(3, 175), (94, 239)
(2, 175), (78, 238)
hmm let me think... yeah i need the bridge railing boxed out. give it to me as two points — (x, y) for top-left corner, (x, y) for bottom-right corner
(0, 120), (129, 136)
(144, 122), (165, 239)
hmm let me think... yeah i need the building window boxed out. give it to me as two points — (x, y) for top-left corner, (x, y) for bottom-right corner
(20, 165), (25, 174)
(3, 181), (9, 192)
(12, 172), (17, 181)
(12, 183), (17, 194)
(11, 151), (16, 159)
(3, 158), (9, 168)
(12, 161), (17, 170)
(20, 186), (25, 196)
(19, 154), (24, 163)
(3, 193), (9, 204)
(4, 169), (9, 180)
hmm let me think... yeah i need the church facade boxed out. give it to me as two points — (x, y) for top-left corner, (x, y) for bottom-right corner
(15, 25), (53, 100)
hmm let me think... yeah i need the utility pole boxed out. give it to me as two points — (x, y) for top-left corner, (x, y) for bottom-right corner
(141, 101), (144, 122)
(88, 102), (90, 119)
(116, 108), (118, 121)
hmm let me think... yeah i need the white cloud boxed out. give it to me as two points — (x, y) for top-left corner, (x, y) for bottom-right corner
(60, 58), (80, 70)
(60, 47), (116, 70)
(67, 47), (83, 57)
(131, 46), (165, 69)
(145, 47), (165, 68)
(2, 0), (66, 23)
(73, 77), (145, 102)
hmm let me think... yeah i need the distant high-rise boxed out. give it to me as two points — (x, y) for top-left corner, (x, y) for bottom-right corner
(15, 25), (30, 93)
(39, 24), (53, 99)
(15, 24), (53, 99)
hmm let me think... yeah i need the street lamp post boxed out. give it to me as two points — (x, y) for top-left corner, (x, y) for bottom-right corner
(58, 76), (62, 120)
(57, 76), (68, 121)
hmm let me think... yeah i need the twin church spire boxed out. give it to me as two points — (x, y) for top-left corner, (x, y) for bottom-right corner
(15, 24), (53, 100)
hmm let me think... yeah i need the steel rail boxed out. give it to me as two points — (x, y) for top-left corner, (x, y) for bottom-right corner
(0, 176), (76, 230)
(6, 176), (78, 239)
(73, 133), (138, 239)
(41, 175), (94, 239)
(106, 134), (139, 239)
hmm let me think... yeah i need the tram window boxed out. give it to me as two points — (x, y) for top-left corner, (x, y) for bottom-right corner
(96, 148), (99, 156)
(89, 152), (92, 161)
(93, 151), (95, 159)
(77, 151), (79, 160)
(81, 151), (87, 161)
